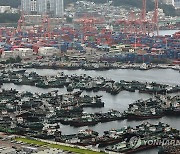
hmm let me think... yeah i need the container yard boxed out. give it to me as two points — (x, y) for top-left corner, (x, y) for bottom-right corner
(0, 0), (179, 66)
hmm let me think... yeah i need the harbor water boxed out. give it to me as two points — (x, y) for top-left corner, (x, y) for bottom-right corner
(1, 68), (180, 154)
(1, 30), (179, 154)
(157, 29), (180, 36)
(24, 68), (180, 85)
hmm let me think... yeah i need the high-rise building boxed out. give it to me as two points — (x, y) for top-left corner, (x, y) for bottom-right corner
(30, 0), (38, 14)
(21, 0), (64, 17)
(55, 0), (64, 17)
(174, 0), (180, 8)
(21, 0), (31, 13)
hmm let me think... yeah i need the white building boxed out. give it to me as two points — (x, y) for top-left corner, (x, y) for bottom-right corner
(174, 0), (180, 8)
(11, 8), (19, 14)
(161, 0), (174, 5)
(0, 6), (11, 13)
(30, 0), (38, 13)
(38, 47), (59, 56)
(38, 0), (55, 16)
(161, 0), (180, 8)
(55, 0), (64, 17)
(13, 48), (34, 58)
(1, 51), (14, 59)
(21, 0), (64, 17)
(21, 0), (31, 13)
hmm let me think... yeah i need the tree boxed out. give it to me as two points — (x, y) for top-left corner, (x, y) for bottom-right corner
(66, 16), (73, 23)
(0, 13), (20, 23)
(64, 0), (178, 16)
(0, 0), (21, 8)
(16, 56), (22, 63)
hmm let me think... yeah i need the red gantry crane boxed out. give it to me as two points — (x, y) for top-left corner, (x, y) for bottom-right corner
(152, 0), (159, 35)
(74, 16), (105, 43)
(115, 0), (159, 35)
(42, 14), (51, 38)
(17, 11), (25, 33)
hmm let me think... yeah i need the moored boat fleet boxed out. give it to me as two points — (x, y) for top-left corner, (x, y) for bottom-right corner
(3, 61), (180, 72)
(0, 86), (179, 153)
(105, 122), (180, 153)
(0, 68), (179, 153)
(0, 70), (180, 95)
(124, 95), (180, 120)
(56, 122), (180, 151)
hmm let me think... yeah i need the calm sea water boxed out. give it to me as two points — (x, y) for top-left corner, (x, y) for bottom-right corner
(158, 29), (179, 36)
(24, 68), (180, 85)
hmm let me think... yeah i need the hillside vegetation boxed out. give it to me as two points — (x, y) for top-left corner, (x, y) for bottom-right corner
(0, 0), (178, 16)
(65, 0), (178, 16)
(0, 13), (20, 23)
(0, 0), (20, 8)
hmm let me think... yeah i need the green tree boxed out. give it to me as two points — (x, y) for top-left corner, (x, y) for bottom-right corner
(16, 56), (22, 63)
(66, 16), (73, 23)
(0, 13), (20, 23)
(65, 0), (178, 16)
(0, 0), (21, 8)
